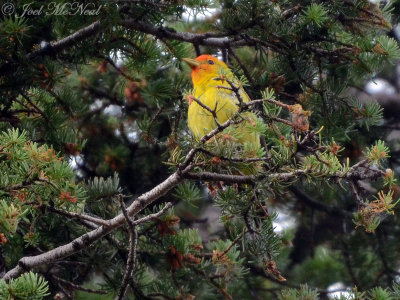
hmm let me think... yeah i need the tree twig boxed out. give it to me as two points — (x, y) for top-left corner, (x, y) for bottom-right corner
(131, 202), (172, 226)
(115, 196), (138, 300)
(227, 46), (254, 85)
(216, 230), (246, 259)
(46, 206), (111, 227)
(198, 148), (268, 163)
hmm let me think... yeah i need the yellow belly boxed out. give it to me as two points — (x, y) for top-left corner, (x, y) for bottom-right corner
(187, 85), (260, 148)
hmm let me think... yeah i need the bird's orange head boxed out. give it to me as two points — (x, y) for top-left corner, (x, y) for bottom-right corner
(182, 55), (231, 87)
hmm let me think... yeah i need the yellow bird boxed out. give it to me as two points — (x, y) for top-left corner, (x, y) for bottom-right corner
(183, 55), (261, 153)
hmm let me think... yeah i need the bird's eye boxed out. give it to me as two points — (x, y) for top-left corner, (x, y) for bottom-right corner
(208, 60), (214, 65)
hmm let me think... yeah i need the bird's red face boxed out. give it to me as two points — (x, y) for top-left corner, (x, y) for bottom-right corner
(182, 55), (229, 86)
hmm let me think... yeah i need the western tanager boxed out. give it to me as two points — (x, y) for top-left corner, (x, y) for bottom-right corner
(183, 55), (261, 151)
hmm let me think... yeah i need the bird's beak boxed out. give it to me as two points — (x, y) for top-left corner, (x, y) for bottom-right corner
(182, 58), (200, 68)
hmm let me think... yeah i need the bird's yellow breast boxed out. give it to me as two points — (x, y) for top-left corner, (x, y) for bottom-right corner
(187, 78), (259, 148)
(188, 86), (239, 139)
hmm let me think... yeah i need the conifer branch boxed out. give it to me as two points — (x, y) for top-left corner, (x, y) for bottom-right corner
(120, 19), (251, 47)
(198, 148), (268, 162)
(216, 230), (246, 259)
(27, 21), (102, 60)
(341, 240), (362, 288)
(350, 181), (364, 207)
(2, 173), (182, 281)
(46, 206), (111, 227)
(192, 267), (233, 300)
(227, 46), (255, 85)
(0, 18), (262, 80)
(269, 116), (295, 127)
(184, 171), (255, 184)
(19, 92), (53, 127)
(184, 163), (386, 184)
(102, 56), (137, 82)
(116, 197), (138, 300)
(0, 18), (272, 79)
(116, 0), (169, 9)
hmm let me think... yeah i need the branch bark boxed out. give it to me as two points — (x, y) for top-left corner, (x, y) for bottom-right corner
(120, 19), (251, 47)
(3, 171), (183, 281)
(27, 21), (102, 60)
(184, 165), (384, 185)
(116, 197), (138, 300)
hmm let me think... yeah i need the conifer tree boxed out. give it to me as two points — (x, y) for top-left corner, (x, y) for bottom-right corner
(1, 0), (400, 299)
